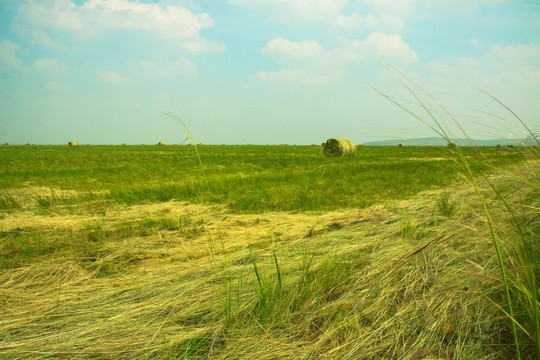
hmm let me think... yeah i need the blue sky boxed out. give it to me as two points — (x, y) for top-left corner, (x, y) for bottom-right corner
(0, 0), (539, 145)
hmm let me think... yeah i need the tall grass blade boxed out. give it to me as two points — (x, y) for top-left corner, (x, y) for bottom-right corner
(478, 89), (540, 147)
(163, 112), (211, 200)
(375, 74), (532, 359)
(248, 245), (266, 311)
(272, 250), (282, 291)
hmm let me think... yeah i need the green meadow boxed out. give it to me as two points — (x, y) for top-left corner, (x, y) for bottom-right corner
(0, 144), (527, 212)
(0, 144), (538, 359)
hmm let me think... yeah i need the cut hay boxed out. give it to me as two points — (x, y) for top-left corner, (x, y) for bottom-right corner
(1, 162), (537, 358)
(0, 159), (538, 359)
(323, 138), (356, 157)
(68, 141), (80, 147)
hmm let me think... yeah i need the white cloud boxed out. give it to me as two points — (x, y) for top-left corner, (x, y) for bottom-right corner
(13, 0), (220, 53)
(412, 44), (539, 132)
(33, 57), (69, 72)
(261, 33), (417, 65)
(17, 0), (83, 31)
(96, 70), (131, 84)
(173, 58), (198, 76)
(334, 12), (403, 30)
(491, 44), (540, 59)
(31, 30), (65, 49)
(337, 33), (418, 63)
(82, 0), (214, 39)
(0, 39), (23, 68)
(262, 38), (324, 59)
(256, 32), (417, 85)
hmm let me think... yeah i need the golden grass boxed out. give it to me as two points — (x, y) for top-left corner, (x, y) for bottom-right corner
(0, 160), (538, 359)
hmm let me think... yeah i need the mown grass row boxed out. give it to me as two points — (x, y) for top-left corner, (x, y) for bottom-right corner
(0, 215), (179, 271)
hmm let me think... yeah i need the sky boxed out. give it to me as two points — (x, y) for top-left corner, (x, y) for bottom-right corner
(0, 0), (539, 145)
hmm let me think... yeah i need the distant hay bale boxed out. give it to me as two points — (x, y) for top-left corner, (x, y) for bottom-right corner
(121, 143), (126, 146)
(323, 138), (356, 157)
(24, 143), (31, 146)
(68, 141), (79, 147)
(398, 143), (404, 147)
(155, 142), (166, 146)
(447, 142), (457, 150)
(2, 142), (8, 146)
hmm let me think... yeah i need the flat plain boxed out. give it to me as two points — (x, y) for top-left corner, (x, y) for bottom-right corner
(0, 144), (538, 359)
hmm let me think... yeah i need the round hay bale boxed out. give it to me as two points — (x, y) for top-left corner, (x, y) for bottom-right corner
(155, 142), (166, 146)
(323, 138), (356, 157)
(68, 141), (79, 147)
(398, 143), (404, 147)
(2, 142), (8, 146)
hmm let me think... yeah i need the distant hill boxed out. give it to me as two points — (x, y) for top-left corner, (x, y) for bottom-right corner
(363, 137), (530, 146)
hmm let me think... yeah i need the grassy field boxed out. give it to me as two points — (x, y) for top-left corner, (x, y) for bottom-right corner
(0, 144), (538, 359)
(0, 144), (528, 212)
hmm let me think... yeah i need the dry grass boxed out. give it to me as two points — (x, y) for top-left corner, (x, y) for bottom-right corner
(0, 160), (538, 359)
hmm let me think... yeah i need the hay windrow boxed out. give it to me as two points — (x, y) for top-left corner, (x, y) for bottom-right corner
(323, 138), (356, 157)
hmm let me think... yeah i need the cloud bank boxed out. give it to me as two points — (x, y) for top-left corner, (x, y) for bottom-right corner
(12, 0), (224, 54)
